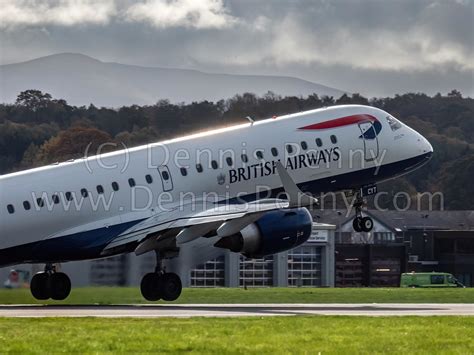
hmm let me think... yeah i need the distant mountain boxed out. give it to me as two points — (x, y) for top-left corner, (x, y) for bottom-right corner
(0, 53), (346, 107)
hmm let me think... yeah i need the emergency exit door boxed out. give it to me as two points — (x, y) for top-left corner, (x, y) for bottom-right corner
(157, 165), (173, 191)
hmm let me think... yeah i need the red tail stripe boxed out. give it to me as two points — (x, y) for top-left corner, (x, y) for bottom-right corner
(298, 114), (377, 130)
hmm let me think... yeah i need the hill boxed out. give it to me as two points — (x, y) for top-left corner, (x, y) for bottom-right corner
(0, 53), (345, 107)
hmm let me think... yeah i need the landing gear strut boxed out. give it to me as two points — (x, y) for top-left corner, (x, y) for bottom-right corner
(30, 264), (71, 301)
(140, 251), (182, 302)
(352, 192), (374, 233)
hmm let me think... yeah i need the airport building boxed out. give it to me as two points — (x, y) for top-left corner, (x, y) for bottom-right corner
(185, 223), (336, 288)
(316, 209), (474, 287)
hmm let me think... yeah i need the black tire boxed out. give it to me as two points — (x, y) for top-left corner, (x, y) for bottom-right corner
(140, 273), (162, 301)
(361, 217), (374, 232)
(30, 272), (51, 300)
(159, 273), (182, 302)
(50, 272), (71, 301)
(352, 217), (363, 232)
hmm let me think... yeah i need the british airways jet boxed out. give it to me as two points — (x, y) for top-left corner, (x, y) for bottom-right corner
(0, 105), (432, 301)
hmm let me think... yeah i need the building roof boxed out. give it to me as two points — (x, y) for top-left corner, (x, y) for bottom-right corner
(312, 209), (474, 232)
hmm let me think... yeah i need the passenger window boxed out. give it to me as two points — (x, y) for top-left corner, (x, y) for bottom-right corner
(316, 138), (322, 147)
(211, 160), (218, 170)
(330, 135), (337, 144)
(145, 175), (153, 184)
(241, 154), (248, 163)
(81, 189), (88, 198)
(52, 194), (60, 204)
(23, 201), (31, 211)
(36, 198), (44, 208)
(256, 150), (264, 160)
(97, 185), (104, 194)
(162, 171), (170, 180)
(196, 163), (203, 173)
(286, 144), (294, 154)
(180, 167), (188, 176)
(226, 157), (233, 167)
(271, 147), (278, 157)
(7, 204), (14, 214)
(65, 192), (73, 201)
(128, 178), (136, 187)
(301, 141), (308, 150)
(111, 182), (119, 191)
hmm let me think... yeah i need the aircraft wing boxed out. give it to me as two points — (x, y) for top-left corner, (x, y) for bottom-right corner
(102, 162), (317, 256)
(101, 198), (289, 255)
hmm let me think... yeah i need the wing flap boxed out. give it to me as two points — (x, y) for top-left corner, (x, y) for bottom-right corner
(102, 199), (288, 253)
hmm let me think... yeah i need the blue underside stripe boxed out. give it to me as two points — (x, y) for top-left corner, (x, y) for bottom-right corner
(0, 219), (144, 267)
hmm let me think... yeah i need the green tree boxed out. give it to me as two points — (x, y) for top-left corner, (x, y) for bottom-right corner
(15, 90), (52, 111)
(438, 154), (474, 209)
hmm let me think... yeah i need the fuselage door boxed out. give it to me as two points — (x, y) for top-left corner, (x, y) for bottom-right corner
(157, 165), (174, 192)
(358, 122), (379, 162)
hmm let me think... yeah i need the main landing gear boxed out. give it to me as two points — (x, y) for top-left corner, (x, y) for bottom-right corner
(352, 192), (374, 233)
(30, 264), (71, 301)
(140, 251), (182, 302)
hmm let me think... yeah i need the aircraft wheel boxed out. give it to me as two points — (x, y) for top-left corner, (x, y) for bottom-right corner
(140, 273), (162, 301)
(352, 217), (363, 232)
(159, 273), (182, 302)
(30, 272), (51, 300)
(361, 217), (374, 232)
(50, 272), (71, 301)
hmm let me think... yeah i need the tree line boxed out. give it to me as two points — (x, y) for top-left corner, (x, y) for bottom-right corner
(1, 89), (473, 209)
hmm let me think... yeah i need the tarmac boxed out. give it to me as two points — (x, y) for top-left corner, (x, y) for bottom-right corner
(0, 303), (472, 317)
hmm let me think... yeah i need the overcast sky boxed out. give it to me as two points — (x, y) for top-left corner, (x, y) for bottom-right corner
(1, 0), (473, 97)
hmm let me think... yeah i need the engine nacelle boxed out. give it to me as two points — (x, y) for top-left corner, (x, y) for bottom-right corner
(214, 208), (312, 258)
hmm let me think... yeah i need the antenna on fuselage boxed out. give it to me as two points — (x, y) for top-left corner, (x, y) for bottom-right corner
(246, 116), (255, 125)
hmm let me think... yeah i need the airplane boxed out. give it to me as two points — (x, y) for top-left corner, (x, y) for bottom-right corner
(0, 105), (433, 301)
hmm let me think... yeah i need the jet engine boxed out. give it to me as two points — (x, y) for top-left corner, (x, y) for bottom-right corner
(214, 208), (312, 258)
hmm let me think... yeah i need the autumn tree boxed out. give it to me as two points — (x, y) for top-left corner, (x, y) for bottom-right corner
(32, 127), (114, 165)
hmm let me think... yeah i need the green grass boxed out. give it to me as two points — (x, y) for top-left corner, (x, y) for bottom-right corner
(0, 287), (473, 304)
(0, 316), (472, 354)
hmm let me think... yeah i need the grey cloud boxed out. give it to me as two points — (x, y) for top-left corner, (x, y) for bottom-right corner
(0, 0), (472, 97)
(0, 0), (238, 30)
(123, 0), (239, 29)
(0, 0), (117, 29)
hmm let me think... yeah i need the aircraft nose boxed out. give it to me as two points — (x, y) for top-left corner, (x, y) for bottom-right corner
(418, 134), (433, 156)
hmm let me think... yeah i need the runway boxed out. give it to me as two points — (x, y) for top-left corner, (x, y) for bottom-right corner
(0, 303), (472, 317)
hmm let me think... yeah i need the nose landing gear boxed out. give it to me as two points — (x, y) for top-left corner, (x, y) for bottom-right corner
(140, 251), (182, 302)
(353, 215), (374, 233)
(352, 192), (374, 233)
(30, 264), (71, 301)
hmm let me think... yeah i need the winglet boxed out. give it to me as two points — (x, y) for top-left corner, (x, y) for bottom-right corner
(246, 116), (255, 125)
(275, 161), (318, 208)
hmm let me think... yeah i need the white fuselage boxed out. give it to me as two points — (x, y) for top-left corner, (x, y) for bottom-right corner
(0, 105), (432, 266)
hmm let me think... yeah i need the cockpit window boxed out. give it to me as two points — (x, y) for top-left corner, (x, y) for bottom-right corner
(386, 115), (402, 131)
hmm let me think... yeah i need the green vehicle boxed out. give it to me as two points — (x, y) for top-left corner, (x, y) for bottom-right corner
(400, 272), (465, 288)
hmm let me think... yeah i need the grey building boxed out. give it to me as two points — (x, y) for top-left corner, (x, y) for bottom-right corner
(191, 223), (336, 288)
(313, 209), (474, 287)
